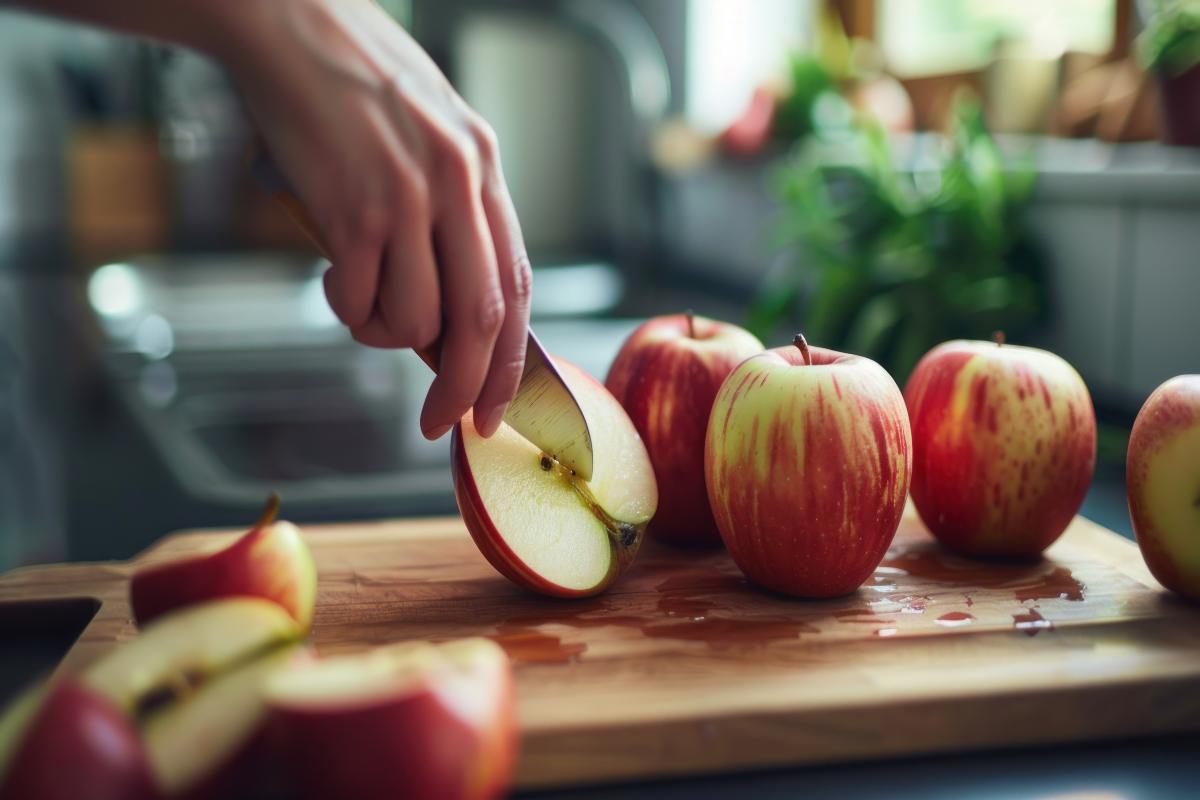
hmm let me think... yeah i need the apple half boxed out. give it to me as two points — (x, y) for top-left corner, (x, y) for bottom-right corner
(0, 679), (155, 800)
(83, 597), (306, 798)
(452, 358), (657, 597)
(267, 638), (516, 800)
(130, 494), (317, 630)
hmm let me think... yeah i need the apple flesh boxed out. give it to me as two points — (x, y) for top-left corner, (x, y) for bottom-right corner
(705, 337), (912, 597)
(905, 338), (1096, 558)
(267, 638), (516, 800)
(606, 313), (763, 546)
(0, 679), (155, 800)
(130, 494), (317, 630)
(1127, 374), (1200, 600)
(83, 598), (305, 798)
(453, 358), (657, 597)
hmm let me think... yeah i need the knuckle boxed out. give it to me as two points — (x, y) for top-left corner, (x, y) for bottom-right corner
(346, 203), (390, 244)
(511, 254), (533, 307)
(472, 286), (505, 339)
(470, 118), (500, 167)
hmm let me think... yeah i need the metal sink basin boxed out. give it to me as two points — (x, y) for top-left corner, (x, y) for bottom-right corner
(88, 253), (638, 520)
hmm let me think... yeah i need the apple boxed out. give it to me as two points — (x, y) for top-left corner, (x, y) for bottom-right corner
(267, 638), (516, 800)
(452, 357), (657, 597)
(0, 679), (155, 800)
(720, 86), (777, 157)
(605, 313), (763, 546)
(84, 598), (305, 798)
(1127, 374), (1200, 600)
(905, 336), (1096, 558)
(705, 335), (912, 597)
(130, 494), (317, 630)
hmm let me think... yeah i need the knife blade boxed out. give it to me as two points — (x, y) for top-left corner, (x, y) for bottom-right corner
(251, 150), (594, 479)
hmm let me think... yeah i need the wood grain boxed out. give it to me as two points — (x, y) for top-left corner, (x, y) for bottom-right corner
(2, 510), (1198, 789)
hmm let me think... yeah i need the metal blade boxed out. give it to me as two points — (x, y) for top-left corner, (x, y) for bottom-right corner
(504, 330), (594, 481)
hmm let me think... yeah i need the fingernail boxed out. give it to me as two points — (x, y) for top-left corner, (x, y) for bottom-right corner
(425, 423), (452, 441)
(479, 404), (507, 437)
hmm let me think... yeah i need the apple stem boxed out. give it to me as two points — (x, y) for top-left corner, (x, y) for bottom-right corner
(685, 310), (696, 339)
(993, 330), (1005, 347)
(254, 492), (281, 530)
(793, 333), (811, 366)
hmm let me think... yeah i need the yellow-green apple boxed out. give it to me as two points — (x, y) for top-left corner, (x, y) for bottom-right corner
(0, 679), (155, 800)
(130, 494), (317, 630)
(606, 313), (763, 546)
(905, 336), (1096, 558)
(84, 598), (306, 798)
(705, 335), (911, 597)
(1127, 375), (1200, 600)
(453, 358), (657, 597)
(266, 638), (516, 800)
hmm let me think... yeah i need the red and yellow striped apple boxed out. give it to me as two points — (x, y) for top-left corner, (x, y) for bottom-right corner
(606, 313), (762, 546)
(905, 337), (1096, 558)
(0, 679), (154, 800)
(130, 495), (317, 630)
(266, 638), (516, 800)
(453, 358), (657, 597)
(1127, 374), (1200, 600)
(705, 336), (912, 597)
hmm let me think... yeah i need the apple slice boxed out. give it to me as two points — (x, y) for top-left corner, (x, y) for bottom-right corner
(452, 358), (657, 597)
(0, 679), (155, 800)
(84, 597), (302, 714)
(142, 644), (306, 798)
(130, 494), (317, 629)
(267, 638), (516, 800)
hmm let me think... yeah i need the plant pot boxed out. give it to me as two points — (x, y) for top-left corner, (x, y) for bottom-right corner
(1157, 63), (1200, 146)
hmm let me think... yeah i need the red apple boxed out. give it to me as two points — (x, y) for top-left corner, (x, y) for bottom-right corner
(267, 638), (516, 800)
(84, 598), (306, 798)
(705, 335), (912, 597)
(1127, 374), (1200, 600)
(130, 494), (317, 630)
(0, 679), (155, 800)
(606, 313), (763, 546)
(453, 358), (657, 597)
(905, 336), (1096, 558)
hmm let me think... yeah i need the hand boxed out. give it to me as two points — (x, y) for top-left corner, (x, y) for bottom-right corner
(222, 0), (531, 440)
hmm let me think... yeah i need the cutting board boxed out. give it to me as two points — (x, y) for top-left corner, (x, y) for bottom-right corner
(2, 510), (1199, 789)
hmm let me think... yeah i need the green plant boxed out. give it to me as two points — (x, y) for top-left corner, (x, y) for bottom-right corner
(1139, 1), (1200, 77)
(750, 97), (1046, 382)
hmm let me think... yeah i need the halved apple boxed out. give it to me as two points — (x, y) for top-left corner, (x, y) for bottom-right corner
(130, 494), (317, 630)
(0, 679), (155, 800)
(452, 358), (658, 597)
(82, 598), (305, 798)
(267, 638), (516, 800)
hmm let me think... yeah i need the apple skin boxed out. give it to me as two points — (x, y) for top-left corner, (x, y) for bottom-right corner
(1127, 374), (1200, 600)
(606, 314), (763, 546)
(267, 640), (516, 800)
(905, 339), (1096, 558)
(705, 341), (912, 597)
(130, 515), (317, 630)
(0, 679), (157, 800)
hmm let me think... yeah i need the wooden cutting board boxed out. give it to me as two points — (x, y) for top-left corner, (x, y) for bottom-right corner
(2, 509), (1199, 789)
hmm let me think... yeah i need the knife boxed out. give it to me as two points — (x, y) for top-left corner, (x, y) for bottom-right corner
(251, 151), (594, 480)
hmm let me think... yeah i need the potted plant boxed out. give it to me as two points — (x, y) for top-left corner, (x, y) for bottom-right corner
(1139, 1), (1200, 146)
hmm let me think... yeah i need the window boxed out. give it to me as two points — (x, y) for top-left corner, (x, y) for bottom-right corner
(878, 0), (1116, 77)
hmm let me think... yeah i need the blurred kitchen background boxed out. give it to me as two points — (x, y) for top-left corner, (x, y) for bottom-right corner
(1, 0), (1198, 570)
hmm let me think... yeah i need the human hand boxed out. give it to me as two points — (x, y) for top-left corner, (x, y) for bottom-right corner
(222, 0), (531, 440)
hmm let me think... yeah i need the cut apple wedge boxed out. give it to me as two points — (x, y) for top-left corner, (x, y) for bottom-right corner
(142, 644), (307, 798)
(0, 679), (155, 800)
(130, 494), (317, 629)
(267, 638), (516, 800)
(84, 597), (302, 714)
(453, 358), (658, 597)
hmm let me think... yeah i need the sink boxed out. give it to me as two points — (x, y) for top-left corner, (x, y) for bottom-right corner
(88, 253), (640, 520)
